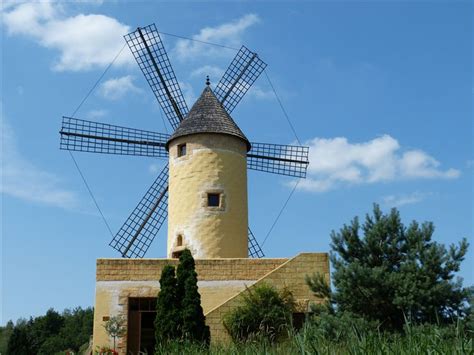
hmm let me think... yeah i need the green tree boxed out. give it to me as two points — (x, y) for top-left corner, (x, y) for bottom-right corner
(59, 307), (94, 350)
(103, 315), (126, 351)
(223, 283), (295, 343)
(176, 249), (210, 343)
(307, 204), (470, 330)
(0, 321), (14, 354)
(6, 319), (32, 355)
(155, 265), (180, 345)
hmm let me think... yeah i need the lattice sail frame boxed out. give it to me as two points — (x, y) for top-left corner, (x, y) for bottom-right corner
(124, 24), (188, 130)
(247, 142), (309, 178)
(109, 164), (169, 258)
(60, 117), (170, 158)
(214, 45), (267, 114)
(248, 228), (265, 258)
(61, 23), (310, 259)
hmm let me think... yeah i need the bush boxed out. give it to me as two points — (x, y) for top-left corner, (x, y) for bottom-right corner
(177, 250), (210, 343)
(155, 249), (209, 351)
(155, 265), (180, 344)
(307, 204), (470, 331)
(223, 283), (295, 343)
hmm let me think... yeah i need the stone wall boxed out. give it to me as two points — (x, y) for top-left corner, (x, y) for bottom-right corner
(93, 257), (288, 353)
(97, 258), (287, 281)
(205, 253), (330, 344)
(92, 254), (329, 352)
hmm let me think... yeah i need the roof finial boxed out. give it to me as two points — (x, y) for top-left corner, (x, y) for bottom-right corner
(206, 75), (210, 86)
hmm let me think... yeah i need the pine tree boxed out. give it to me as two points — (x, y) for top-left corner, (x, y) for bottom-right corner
(176, 249), (210, 343)
(307, 204), (470, 330)
(155, 265), (180, 345)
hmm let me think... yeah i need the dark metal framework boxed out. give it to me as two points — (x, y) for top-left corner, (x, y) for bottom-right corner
(60, 117), (170, 157)
(248, 228), (265, 258)
(247, 142), (309, 178)
(124, 24), (188, 130)
(109, 165), (169, 258)
(61, 23), (310, 260)
(214, 46), (267, 113)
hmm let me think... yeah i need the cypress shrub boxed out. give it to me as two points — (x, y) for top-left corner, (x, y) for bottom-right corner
(155, 265), (180, 345)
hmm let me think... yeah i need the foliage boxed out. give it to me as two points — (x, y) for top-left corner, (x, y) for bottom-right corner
(155, 264), (180, 344)
(155, 249), (209, 351)
(94, 345), (119, 354)
(103, 315), (126, 351)
(0, 321), (14, 354)
(307, 204), (470, 331)
(178, 250), (210, 343)
(223, 283), (296, 343)
(5, 307), (93, 355)
(153, 321), (473, 354)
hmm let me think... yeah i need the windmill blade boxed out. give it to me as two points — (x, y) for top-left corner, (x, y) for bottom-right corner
(109, 164), (169, 258)
(60, 117), (170, 158)
(124, 24), (188, 130)
(214, 46), (267, 113)
(247, 142), (309, 178)
(248, 228), (265, 258)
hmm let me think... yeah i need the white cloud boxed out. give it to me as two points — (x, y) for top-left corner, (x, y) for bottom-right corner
(247, 85), (273, 100)
(174, 14), (260, 60)
(179, 81), (197, 106)
(85, 109), (108, 119)
(1, 114), (79, 209)
(382, 192), (430, 208)
(191, 65), (224, 81)
(2, 2), (132, 71)
(98, 75), (141, 100)
(297, 135), (460, 193)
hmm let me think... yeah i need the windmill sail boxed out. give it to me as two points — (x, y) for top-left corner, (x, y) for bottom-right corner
(125, 24), (189, 130)
(60, 117), (169, 158)
(214, 46), (267, 113)
(109, 164), (169, 258)
(248, 228), (265, 258)
(247, 142), (309, 178)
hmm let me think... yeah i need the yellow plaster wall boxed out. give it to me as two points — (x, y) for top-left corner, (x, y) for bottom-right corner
(93, 258), (288, 353)
(167, 134), (248, 258)
(205, 253), (330, 344)
(92, 255), (329, 351)
(92, 288), (113, 350)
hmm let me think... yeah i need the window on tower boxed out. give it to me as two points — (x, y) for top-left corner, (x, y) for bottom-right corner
(207, 193), (220, 207)
(178, 143), (186, 157)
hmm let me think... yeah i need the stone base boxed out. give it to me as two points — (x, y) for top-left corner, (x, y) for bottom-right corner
(92, 253), (329, 353)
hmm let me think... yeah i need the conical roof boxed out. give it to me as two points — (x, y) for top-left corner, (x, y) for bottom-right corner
(166, 86), (251, 151)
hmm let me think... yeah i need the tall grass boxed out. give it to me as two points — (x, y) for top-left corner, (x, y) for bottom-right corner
(155, 320), (473, 355)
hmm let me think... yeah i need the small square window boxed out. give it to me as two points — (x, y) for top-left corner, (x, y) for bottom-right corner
(207, 193), (220, 207)
(178, 144), (186, 157)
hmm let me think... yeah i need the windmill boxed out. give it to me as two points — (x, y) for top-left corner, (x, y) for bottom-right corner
(60, 24), (309, 259)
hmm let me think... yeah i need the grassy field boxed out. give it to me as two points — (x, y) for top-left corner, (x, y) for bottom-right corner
(155, 322), (473, 355)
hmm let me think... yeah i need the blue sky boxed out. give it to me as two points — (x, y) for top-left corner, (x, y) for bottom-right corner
(1, 1), (472, 324)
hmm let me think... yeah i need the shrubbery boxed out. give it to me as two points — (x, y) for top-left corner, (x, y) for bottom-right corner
(223, 283), (296, 343)
(155, 249), (210, 352)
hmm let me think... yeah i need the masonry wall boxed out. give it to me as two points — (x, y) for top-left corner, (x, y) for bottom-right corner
(93, 258), (287, 353)
(93, 254), (329, 352)
(205, 253), (330, 344)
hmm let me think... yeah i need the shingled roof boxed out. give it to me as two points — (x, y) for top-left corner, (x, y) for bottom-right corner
(166, 86), (251, 151)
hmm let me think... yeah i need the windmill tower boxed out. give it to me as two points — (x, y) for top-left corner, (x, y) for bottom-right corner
(166, 83), (250, 258)
(59, 24), (310, 260)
